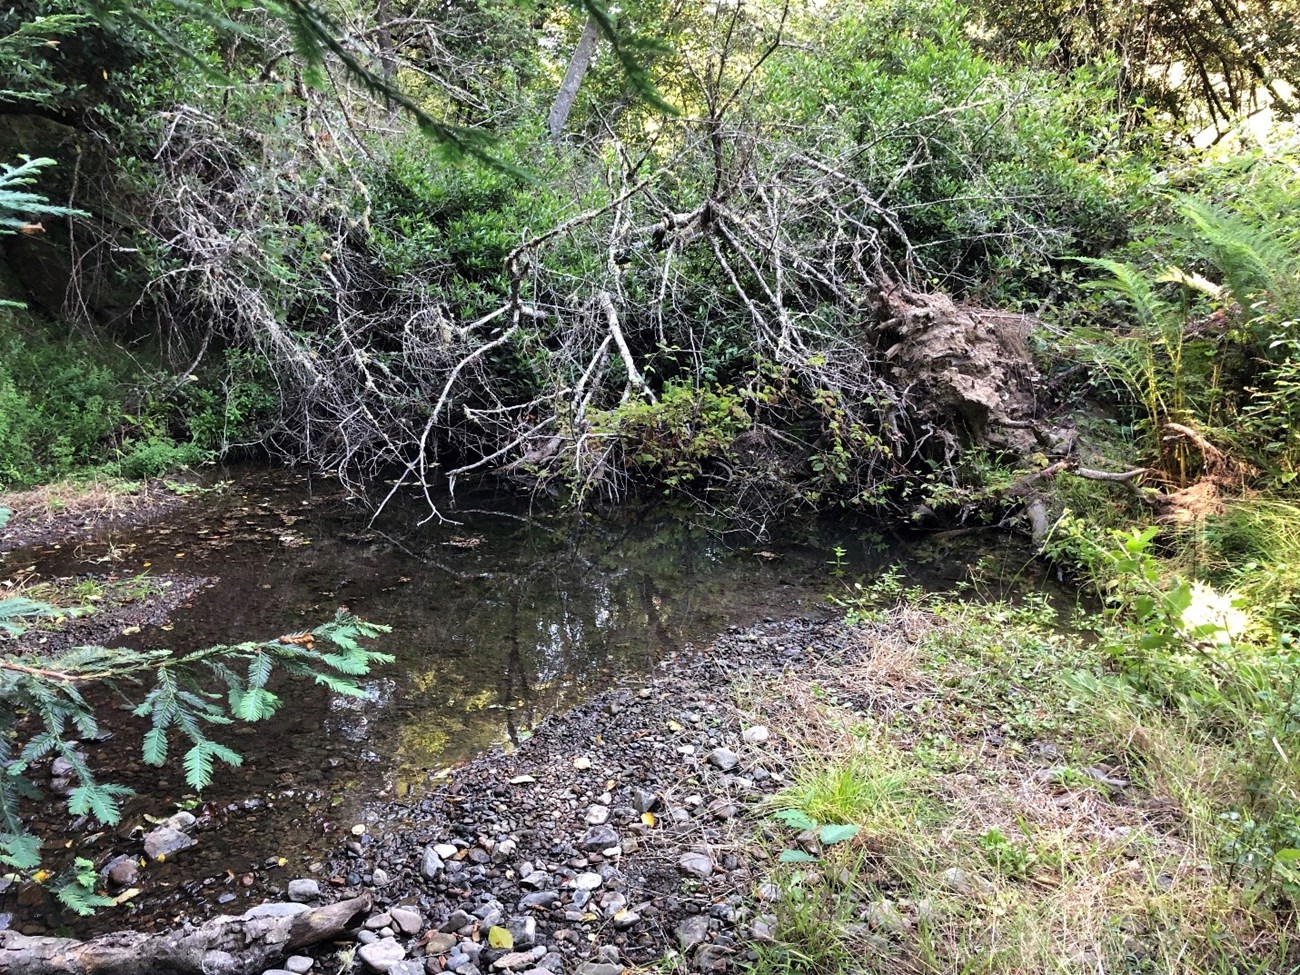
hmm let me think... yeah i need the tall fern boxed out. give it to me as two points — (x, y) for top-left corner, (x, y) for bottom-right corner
(1176, 195), (1300, 327)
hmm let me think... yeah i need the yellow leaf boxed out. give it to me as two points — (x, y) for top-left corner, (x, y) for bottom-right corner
(121, 625), (141, 636)
(112, 887), (140, 905)
(641, 812), (657, 827)
(32, 869), (51, 883)
(277, 857), (288, 867)
(488, 926), (514, 950)
(667, 721), (684, 732)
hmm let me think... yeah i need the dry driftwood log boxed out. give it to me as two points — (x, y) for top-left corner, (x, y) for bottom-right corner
(0, 893), (370, 975)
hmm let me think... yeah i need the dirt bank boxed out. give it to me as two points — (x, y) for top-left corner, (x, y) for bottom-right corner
(0, 478), (201, 553)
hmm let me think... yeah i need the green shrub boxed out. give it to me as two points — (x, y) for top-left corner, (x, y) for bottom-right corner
(761, 0), (1148, 299)
(0, 316), (124, 487)
(108, 437), (208, 480)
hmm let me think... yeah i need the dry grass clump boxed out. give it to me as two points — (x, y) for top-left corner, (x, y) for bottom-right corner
(733, 603), (1293, 975)
(1, 478), (148, 526)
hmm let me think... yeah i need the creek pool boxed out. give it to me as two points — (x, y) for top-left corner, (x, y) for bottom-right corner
(2, 469), (1046, 934)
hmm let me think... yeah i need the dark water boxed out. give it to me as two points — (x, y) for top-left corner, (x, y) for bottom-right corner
(1, 469), (1047, 934)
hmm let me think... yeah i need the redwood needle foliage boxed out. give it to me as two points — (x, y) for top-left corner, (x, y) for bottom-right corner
(0, 595), (391, 913)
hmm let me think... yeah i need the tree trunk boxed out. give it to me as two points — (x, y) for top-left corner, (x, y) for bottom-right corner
(547, 14), (600, 139)
(0, 894), (371, 975)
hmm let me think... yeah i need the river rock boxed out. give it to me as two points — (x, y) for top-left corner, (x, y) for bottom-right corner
(143, 826), (195, 861)
(491, 947), (546, 970)
(632, 788), (657, 814)
(434, 843), (459, 859)
(390, 907), (423, 935)
(244, 902), (312, 919)
(285, 957), (314, 974)
(358, 938), (406, 973)
(695, 945), (730, 973)
(506, 916), (537, 947)
(707, 747), (739, 771)
(441, 909), (473, 932)
(575, 965), (623, 975)
(742, 725), (769, 743)
(105, 855), (138, 888)
(425, 932), (458, 955)
(678, 852), (714, 880)
(421, 846), (444, 878)
(518, 890), (559, 910)
(287, 878), (321, 902)
(584, 805), (610, 826)
(50, 757), (76, 778)
(372, 867), (390, 886)
(578, 825), (618, 851)
(676, 915), (710, 950)
(366, 912), (394, 930)
(574, 872), (602, 891)
(864, 899), (909, 934)
(164, 810), (197, 831)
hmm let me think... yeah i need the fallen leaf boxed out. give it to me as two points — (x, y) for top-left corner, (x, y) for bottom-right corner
(641, 812), (657, 827)
(488, 926), (514, 949)
(509, 774), (537, 785)
(667, 720), (684, 732)
(573, 757), (592, 770)
(112, 887), (140, 905)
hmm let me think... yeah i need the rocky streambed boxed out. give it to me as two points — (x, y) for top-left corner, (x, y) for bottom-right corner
(277, 618), (840, 975)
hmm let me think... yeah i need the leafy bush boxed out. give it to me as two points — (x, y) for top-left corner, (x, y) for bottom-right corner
(588, 384), (750, 492)
(0, 316), (125, 487)
(762, 0), (1146, 297)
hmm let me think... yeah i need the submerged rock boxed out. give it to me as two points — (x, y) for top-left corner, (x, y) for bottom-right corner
(143, 826), (195, 861)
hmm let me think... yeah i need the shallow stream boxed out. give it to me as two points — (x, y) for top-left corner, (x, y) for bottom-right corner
(1, 470), (1048, 935)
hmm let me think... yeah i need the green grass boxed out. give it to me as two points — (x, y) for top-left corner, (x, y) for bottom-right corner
(734, 585), (1298, 975)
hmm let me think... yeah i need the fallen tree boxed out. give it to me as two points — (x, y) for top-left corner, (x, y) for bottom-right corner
(131, 1), (1114, 537)
(0, 893), (371, 975)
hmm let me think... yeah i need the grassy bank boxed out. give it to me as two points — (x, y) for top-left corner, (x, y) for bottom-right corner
(736, 563), (1298, 974)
